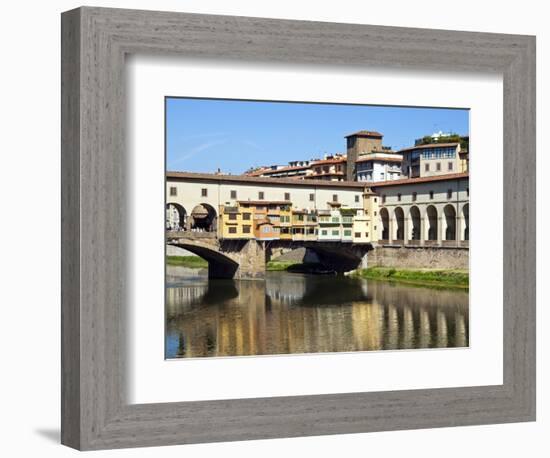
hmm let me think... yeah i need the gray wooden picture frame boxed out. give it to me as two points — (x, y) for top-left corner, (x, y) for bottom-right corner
(61, 6), (536, 451)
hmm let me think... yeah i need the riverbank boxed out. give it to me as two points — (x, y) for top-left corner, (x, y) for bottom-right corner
(166, 257), (327, 274)
(355, 267), (469, 290)
(166, 256), (208, 268)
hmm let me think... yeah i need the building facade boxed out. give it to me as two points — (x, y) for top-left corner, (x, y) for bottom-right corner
(167, 171), (468, 248)
(166, 172), (378, 244)
(355, 153), (403, 182)
(399, 142), (465, 179)
(372, 173), (469, 246)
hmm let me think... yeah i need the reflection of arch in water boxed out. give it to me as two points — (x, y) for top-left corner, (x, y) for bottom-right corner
(409, 206), (421, 240)
(426, 205), (438, 240)
(166, 202), (187, 231)
(394, 207), (405, 240)
(380, 208), (390, 240)
(190, 203), (217, 232)
(462, 203), (469, 240)
(443, 204), (457, 241)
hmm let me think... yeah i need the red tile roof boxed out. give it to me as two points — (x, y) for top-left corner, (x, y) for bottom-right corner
(356, 156), (402, 163)
(310, 157), (346, 165)
(371, 172), (468, 187)
(344, 130), (383, 138)
(238, 200), (291, 206)
(246, 164), (310, 176)
(398, 142), (460, 153)
(167, 171), (368, 188)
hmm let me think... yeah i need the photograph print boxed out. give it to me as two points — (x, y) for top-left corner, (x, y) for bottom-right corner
(165, 98), (470, 359)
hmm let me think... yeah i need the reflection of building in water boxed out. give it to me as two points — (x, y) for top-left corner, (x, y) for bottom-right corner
(265, 275), (308, 304)
(165, 273), (469, 358)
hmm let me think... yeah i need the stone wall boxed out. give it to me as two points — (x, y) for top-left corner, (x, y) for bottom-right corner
(271, 247), (320, 263)
(368, 246), (469, 270)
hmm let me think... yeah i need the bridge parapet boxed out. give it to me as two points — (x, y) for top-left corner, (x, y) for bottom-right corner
(167, 231), (217, 240)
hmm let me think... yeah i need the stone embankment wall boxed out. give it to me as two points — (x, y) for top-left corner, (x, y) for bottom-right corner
(270, 247), (320, 263)
(368, 246), (469, 270)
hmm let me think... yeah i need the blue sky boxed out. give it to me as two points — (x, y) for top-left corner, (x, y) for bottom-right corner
(166, 98), (469, 174)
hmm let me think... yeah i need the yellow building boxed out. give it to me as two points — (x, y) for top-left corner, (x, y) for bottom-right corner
(219, 204), (254, 239)
(352, 188), (379, 244)
(291, 210), (317, 241)
(279, 204), (292, 240)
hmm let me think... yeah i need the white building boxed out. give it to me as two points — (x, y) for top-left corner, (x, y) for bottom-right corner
(355, 152), (403, 182)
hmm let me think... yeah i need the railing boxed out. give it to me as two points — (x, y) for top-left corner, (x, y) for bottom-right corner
(441, 240), (461, 247)
(423, 240), (439, 247)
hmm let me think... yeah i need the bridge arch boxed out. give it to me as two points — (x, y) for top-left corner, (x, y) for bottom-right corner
(190, 203), (218, 233)
(169, 240), (238, 279)
(426, 205), (438, 241)
(166, 202), (187, 231)
(394, 207), (405, 241)
(409, 206), (421, 241)
(462, 203), (469, 241)
(304, 243), (371, 273)
(380, 208), (390, 240)
(443, 204), (457, 241)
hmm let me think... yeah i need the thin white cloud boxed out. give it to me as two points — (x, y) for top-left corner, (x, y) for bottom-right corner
(170, 140), (227, 165)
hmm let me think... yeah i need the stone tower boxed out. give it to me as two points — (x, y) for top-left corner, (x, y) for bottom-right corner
(345, 131), (383, 181)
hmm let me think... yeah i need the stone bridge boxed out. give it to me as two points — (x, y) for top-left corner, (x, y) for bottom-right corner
(167, 232), (373, 280)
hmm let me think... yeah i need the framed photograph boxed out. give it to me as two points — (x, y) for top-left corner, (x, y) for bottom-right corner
(61, 6), (536, 450)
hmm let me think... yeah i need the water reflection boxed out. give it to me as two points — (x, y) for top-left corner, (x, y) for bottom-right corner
(166, 267), (469, 358)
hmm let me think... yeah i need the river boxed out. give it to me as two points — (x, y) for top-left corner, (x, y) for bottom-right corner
(166, 266), (469, 358)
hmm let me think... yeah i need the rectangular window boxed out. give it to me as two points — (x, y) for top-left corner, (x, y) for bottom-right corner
(332, 230), (339, 236)
(332, 194), (338, 202)
(448, 162), (453, 171)
(344, 230), (352, 237)
(436, 163), (441, 171)
(382, 195), (386, 203)
(243, 225), (251, 234)
(365, 232), (369, 237)
(309, 193), (314, 201)
(447, 189), (453, 199)
(429, 191), (434, 199)
(258, 191), (264, 200)
(228, 213), (237, 220)
(467, 188), (470, 197)
(228, 227), (237, 234)
(230, 190), (237, 199)
(354, 232), (361, 238)
(425, 163), (430, 172)
(412, 192), (417, 201)
(321, 230), (328, 236)
(169, 186), (177, 196)
(397, 193), (402, 202)
(284, 192), (290, 201)
(355, 195), (360, 203)
(242, 212), (251, 220)
(201, 188), (208, 197)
